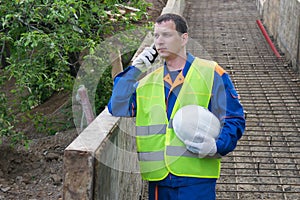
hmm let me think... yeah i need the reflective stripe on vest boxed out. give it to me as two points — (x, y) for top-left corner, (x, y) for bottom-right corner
(138, 151), (164, 161)
(136, 124), (167, 136)
(136, 58), (220, 181)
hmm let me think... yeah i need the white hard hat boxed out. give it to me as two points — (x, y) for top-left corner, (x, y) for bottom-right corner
(172, 105), (221, 142)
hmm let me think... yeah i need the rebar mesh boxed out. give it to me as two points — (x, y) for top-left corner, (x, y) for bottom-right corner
(184, 0), (300, 199)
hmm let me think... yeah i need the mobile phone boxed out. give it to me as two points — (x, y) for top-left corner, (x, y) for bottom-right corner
(147, 44), (158, 63)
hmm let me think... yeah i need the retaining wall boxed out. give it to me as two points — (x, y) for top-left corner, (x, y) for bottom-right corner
(63, 1), (185, 199)
(256, 0), (300, 75)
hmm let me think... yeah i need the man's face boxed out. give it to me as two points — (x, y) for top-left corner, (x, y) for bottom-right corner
(154, 20), (187, 60)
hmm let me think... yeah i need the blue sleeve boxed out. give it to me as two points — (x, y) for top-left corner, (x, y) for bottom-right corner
(210, 72), (246, 156)
(107, 66), (140, 117)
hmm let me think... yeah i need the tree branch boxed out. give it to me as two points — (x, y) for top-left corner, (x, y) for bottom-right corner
(17, 18), (43, 33)
(0, 40), (6, 69)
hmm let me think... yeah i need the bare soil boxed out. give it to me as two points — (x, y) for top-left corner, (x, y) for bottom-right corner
(0, 1), (166, 199)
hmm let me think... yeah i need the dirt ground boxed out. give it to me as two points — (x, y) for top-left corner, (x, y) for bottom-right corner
(0, 1), (165, 199)
(0, 88), (77, 199)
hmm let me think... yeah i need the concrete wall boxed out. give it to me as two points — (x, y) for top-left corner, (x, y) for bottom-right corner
(63, 108), (120, 200)
(63, 1), (186, 199)
(63, 109), (143, 200)
(256, 0), (300, 75)
(93, 117), (142, 200)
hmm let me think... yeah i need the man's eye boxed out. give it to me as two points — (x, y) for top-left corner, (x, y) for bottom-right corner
(163, 33), (171, 37)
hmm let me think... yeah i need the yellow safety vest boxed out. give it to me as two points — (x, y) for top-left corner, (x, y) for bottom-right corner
(136, 58), (221, 181)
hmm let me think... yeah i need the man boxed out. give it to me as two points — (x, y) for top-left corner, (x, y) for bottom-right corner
(108, 13), (245, 200)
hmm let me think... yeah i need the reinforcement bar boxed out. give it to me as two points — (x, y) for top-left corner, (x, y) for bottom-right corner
(256, 19), (281, 58)
(183, 0), (300, 199)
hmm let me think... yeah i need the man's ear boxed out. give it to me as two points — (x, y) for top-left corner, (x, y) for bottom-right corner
(181, 33), (188, 46)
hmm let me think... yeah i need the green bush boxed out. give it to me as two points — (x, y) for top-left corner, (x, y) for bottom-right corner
(0, 92), (14, 137)
(0, 0), (152, 140)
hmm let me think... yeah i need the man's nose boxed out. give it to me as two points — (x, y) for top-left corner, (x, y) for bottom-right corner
(155, 36), (164, 46)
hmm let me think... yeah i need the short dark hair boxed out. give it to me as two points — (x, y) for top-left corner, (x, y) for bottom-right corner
(155, 13), (188, 34)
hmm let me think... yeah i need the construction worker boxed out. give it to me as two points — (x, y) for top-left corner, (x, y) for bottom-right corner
(108, 13), (245, 200)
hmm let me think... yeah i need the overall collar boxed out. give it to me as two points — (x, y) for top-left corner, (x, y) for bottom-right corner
(163, 52), (195, 77)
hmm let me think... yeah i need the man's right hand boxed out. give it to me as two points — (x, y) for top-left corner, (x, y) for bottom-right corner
(132, 46), (157, 70)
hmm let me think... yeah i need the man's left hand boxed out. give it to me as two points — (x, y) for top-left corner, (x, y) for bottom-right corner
(184, 133), (217, 158)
